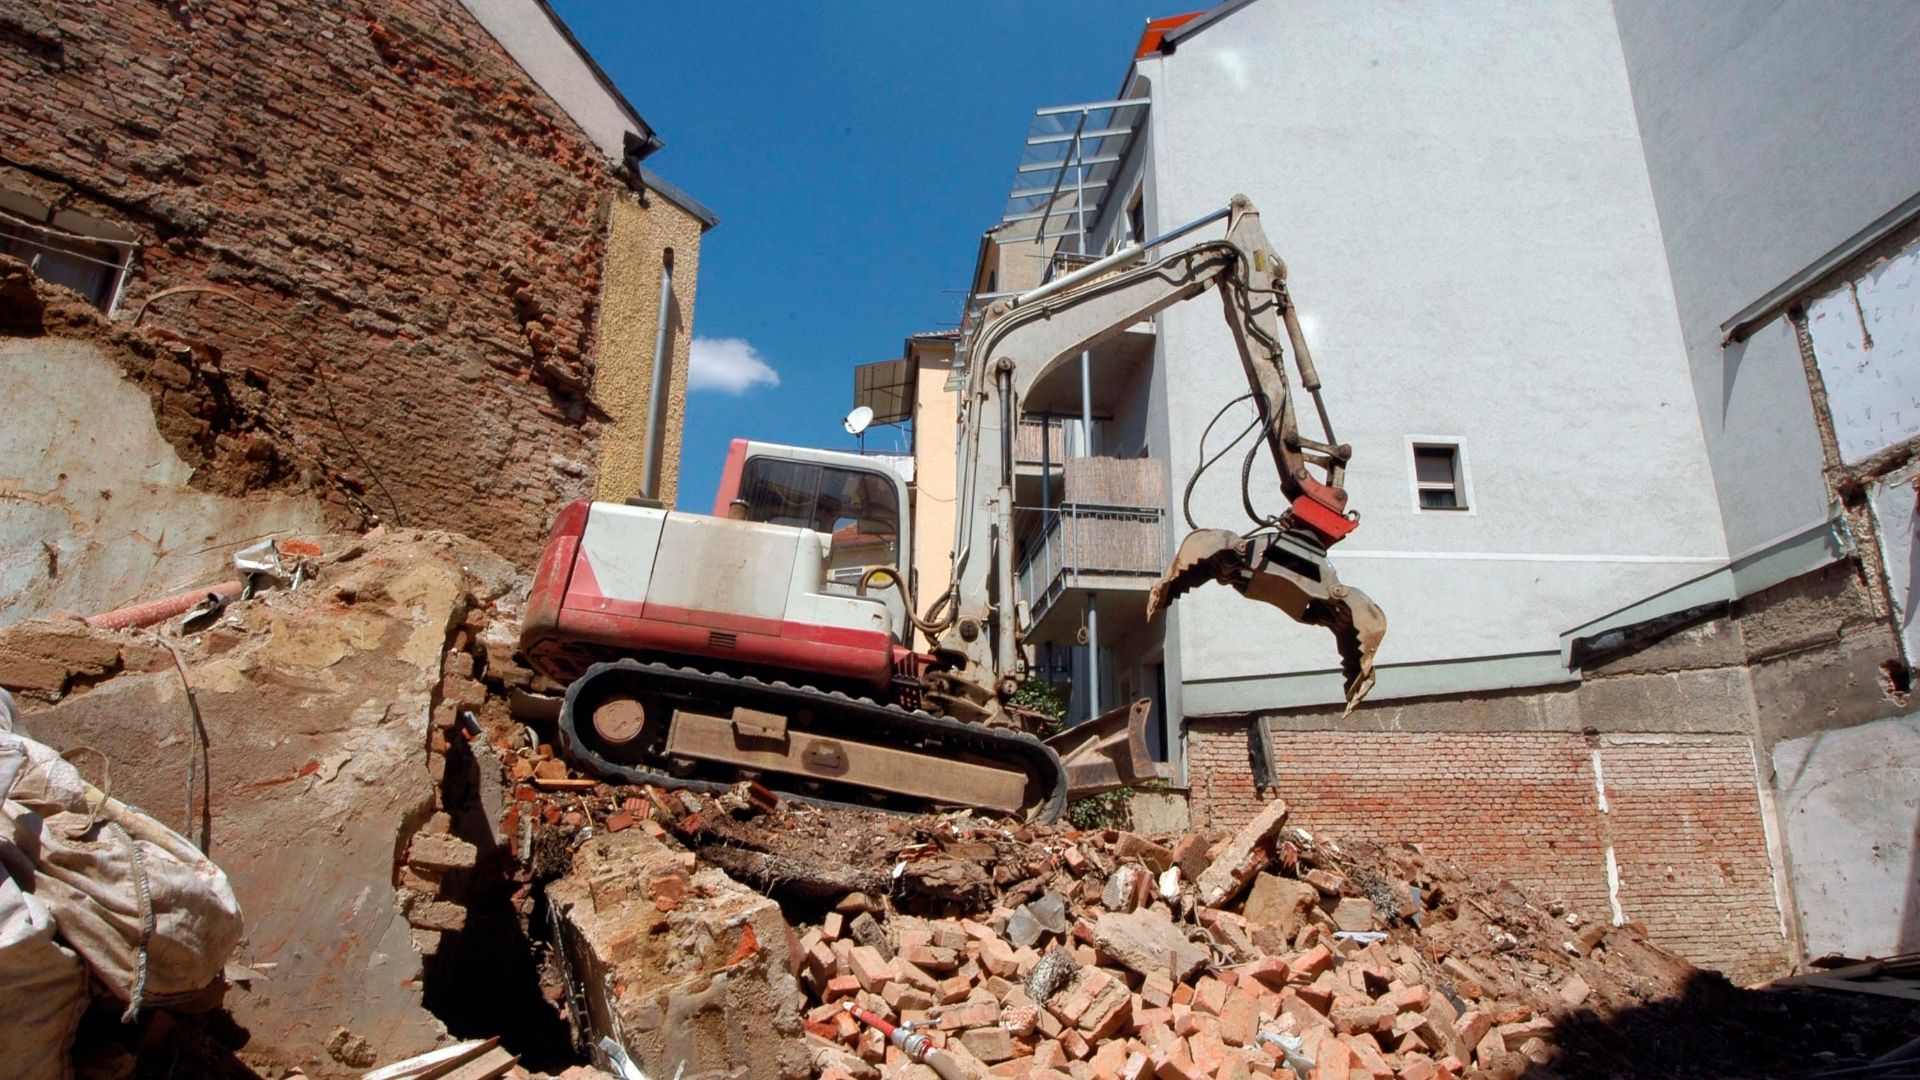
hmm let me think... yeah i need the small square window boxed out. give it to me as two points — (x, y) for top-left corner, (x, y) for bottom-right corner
(0, 194), (135, 314)
(1413, 444), (1467, 511)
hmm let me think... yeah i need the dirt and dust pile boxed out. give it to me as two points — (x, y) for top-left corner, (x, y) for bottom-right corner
(0, 527), (532, 1077)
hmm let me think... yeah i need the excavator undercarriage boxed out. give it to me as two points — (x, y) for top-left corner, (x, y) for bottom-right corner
(554, 660), (1163, 822)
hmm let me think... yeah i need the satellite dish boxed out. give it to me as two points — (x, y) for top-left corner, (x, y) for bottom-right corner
(843, 406), (875, 436)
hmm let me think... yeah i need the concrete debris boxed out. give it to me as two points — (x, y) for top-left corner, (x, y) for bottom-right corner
(545, 828), (810, 1079)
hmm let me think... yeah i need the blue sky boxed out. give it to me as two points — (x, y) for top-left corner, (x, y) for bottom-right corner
(548, 1), (1177, 507)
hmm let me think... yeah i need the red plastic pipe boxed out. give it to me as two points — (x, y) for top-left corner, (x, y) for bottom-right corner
(86, 581), (243, 631)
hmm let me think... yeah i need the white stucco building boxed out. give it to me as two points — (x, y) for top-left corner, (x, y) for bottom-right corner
(933, 0), (1920, 973)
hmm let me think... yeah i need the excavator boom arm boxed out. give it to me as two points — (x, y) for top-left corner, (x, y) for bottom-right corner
(926, 195), (1387, 723)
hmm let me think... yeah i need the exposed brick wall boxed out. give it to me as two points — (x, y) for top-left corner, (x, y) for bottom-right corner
(1, 0), (635, 561)
(1186, 722), (1787, 982)
(1601, 739), (1786, 983)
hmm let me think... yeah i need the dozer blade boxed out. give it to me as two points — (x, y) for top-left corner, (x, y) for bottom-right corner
(1149, 528), (1387, 714)
(1043, 698), (1172, 799)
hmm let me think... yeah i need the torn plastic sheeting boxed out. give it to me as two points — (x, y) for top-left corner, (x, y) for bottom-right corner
(1256, 1029), (1315, 1078)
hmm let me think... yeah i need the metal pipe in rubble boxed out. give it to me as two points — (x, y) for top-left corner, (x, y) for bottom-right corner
(841, 1002), (967, 1080)
(639, 248), (675, 500)
(87, 581), (244, 631)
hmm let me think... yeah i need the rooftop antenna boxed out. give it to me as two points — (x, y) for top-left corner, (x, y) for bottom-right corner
(843, 405), (874, 453)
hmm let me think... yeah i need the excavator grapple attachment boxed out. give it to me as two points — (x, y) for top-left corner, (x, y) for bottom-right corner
(1149, 528), (1386, 714)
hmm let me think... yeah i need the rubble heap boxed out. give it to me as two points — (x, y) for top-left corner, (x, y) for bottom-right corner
(7, 520), (1913, 1080)
(501, 754), (1919, 1080)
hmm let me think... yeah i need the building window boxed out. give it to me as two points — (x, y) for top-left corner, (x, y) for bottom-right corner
(1412, 442), (1467, 511)
(1126, 187), (1145, 245)
(0, 191), (136, 314)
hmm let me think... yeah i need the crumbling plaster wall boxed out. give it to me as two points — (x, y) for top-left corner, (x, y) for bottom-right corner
(0, 262), (337, 623)
(0, 334), (327, 624)
(590, 194), (701, 507)
(0, 0), (666, 563)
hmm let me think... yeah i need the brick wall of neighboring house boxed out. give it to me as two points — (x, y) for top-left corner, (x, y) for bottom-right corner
(0, 0), (633, 562)
(1185, 721), (1788, 983)
(1598, 738), (1788, 979)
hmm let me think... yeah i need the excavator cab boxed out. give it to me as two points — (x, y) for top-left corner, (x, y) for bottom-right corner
(716, 440), (914, 638)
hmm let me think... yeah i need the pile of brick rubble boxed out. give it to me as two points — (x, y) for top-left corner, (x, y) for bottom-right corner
(491, 742), (1709, 1080)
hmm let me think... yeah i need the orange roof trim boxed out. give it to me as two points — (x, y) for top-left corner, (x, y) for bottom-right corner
(1135, 11), (1205, 58)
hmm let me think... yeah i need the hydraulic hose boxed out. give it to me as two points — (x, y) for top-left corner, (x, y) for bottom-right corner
(843, 1002), (968, 1080)
(857, 566), (957, 636)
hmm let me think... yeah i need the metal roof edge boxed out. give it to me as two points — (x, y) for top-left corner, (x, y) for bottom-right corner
(1159, 0), (1262, 51)
(527, 0), (659, 151)
(635, 166), (720, 230)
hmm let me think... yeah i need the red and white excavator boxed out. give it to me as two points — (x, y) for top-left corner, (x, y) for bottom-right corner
(519, 195), (1386, 822)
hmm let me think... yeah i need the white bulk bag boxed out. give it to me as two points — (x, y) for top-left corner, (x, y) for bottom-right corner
(1, 697), (243, 1020)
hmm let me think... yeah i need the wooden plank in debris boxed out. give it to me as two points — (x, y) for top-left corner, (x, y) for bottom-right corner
(435, 1045), (520, 1080)
(362, 1038), (498, 1080)
(1798, 953), (1920, 982)
(531, 777), (601, 791)
(1777, 973), (1920, 1002)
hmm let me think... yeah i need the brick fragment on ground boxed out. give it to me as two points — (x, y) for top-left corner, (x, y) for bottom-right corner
(1194, 799), (1290, 907)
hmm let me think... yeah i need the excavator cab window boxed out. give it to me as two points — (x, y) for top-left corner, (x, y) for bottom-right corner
(737, 456), (900, 589)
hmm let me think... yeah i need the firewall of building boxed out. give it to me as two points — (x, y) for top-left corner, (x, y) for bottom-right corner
(0, 0), (713, 602)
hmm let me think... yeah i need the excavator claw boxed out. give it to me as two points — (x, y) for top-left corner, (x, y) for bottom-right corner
(1150, 528), (1387, 714)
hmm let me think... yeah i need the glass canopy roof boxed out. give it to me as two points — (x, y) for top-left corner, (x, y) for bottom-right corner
(998, 98), (1149, 249)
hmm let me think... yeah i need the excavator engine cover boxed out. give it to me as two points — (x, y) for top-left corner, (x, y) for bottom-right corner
(1149, 528), (1386, 713)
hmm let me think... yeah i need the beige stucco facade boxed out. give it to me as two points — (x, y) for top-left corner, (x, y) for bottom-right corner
(905, 336), (959, 649)
(592, 188), (706, 506)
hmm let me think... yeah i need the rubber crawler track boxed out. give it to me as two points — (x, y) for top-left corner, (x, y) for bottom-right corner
(557, 659), (1070, 824)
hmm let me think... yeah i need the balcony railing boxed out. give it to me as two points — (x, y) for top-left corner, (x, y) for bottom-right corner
(1016, 504), (1170, 623)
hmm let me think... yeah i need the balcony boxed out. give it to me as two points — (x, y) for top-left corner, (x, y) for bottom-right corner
(1015, 457), (1169, 644)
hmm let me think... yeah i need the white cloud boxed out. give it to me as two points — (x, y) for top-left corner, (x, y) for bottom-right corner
(688, 336), (780, 394)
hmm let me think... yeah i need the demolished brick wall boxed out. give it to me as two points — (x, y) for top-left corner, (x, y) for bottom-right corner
(1181, 565), (1918, 985)
(0, 0), (633, 562)
(0, 528), (524, 1075)
(1187, 725), (1788, 984)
